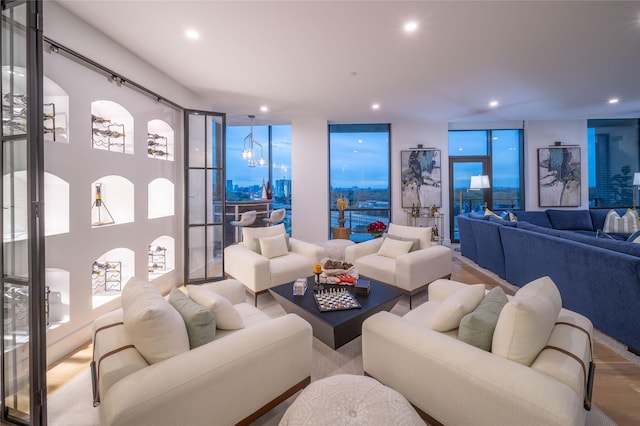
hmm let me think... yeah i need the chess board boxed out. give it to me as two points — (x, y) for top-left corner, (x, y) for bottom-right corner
(313, 288), (361, 312)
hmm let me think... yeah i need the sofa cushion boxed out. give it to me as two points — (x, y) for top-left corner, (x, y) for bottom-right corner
(259, 233), (289, 259)
(431, 284), (486, 332)
(242, 223), (286, 252)
(383, 234), (420, 252)
(468, 212), (488, 220)
(603, 209), (639, 233)
(377, 237), (413, 259)
(546, 209), (594, 231)
(488, 215), (517, 226)
(458, 286), (509, 351)
(168, 288), (216, 349)
(492, 276), (562, 366)
(122, 280), (190, 364)
(509, 210), (552, 228)
(187, 285), (244, 330)
(387, 223), (431, 249)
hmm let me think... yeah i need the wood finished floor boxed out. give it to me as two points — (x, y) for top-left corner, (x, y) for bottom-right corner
(46, 252), (640, 425)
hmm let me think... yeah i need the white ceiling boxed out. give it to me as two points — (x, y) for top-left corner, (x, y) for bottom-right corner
(55, 0), (640, 126)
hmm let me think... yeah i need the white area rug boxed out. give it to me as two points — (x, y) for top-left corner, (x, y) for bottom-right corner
(47, 290), (617, 425)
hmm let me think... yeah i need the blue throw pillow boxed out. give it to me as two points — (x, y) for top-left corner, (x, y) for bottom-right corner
(627, 230), (640, 243)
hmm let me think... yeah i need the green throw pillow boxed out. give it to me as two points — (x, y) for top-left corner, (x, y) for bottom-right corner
(168, 287), (216, 349)
(458, 286), (508, 351)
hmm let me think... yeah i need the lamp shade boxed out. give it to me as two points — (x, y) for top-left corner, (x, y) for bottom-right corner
(633, 172), (640, 186)
(470, 175), (491, 189)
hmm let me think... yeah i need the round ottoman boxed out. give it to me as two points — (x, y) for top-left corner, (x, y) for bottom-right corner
(323, 239), (356, 261)
(279, 374), (425, 425)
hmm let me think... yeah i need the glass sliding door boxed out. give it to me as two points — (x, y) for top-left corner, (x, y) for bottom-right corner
(184, 110), (225, 284)
(1, 0), (47, 424)
(450, 159), (490, 241)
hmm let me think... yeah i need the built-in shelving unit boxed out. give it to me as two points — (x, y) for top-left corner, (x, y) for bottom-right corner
(90, 100), (134, 154)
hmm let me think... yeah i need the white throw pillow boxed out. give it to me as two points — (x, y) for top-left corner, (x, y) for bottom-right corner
(387, 223), (431, 250)
(259, 233), (289, 259)
(187, 285), (244, 330)
(122, 280), (190, 364)
(492, 276), (562, 366)
(603, 209), (639, 233)
(377, 237), (413, 259)
(431, 284), (486, 332)
(242, 223), (286, 252)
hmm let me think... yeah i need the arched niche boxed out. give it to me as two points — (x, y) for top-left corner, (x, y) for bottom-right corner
(147, 119), (174, 161)
(43, 75), (69, 143)
(91, 175), (134, 227)
(45, 267), (70, 328)
(91, 247), (135, 309)
(45, 172), (69, 236)
(91, 100), (134, 154)
(148, 178), (174, 219)
(148, 235), (175, 280)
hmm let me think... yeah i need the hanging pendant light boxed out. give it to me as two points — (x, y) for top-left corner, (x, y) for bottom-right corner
(243, 114), (265, 167)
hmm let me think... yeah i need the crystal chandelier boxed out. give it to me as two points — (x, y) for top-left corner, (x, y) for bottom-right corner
(241, 114), (265, 168)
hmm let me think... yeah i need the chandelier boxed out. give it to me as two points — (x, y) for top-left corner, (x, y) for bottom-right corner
(241, 114), (265, 168)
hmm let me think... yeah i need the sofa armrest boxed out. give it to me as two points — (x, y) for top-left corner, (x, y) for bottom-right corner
(200, 279), (246, 304)
(344, 238), (383, 263)
(289, 238), (325, 263)
(223, 244), (271, 293)
(394, 245), (453, 293)
(362, 311), (585, 426)
(100, 313), (313, 426)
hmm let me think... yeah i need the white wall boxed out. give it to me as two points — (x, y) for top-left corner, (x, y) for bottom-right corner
(43, 2), (209, 364)
(290, 118), (590, 245)
(291, 118), (328, 244)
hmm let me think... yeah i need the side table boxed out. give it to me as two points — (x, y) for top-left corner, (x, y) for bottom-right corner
(332, 226), (350, 239)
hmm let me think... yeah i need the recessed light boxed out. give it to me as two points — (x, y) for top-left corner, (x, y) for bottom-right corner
(608, 98), (620, 104)
(185, 29), (199, 40)
(404, 21), (418, 32)
(260, 105), (269, 112)
(489, 100), (499, 108)
(371, 103), (380, 110)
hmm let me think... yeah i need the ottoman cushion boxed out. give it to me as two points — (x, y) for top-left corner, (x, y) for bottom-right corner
(279, 374), (425, 425)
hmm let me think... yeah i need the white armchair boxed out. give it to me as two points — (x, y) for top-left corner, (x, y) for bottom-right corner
(345, 223), (452, 308)
(224, 223), (325, 305)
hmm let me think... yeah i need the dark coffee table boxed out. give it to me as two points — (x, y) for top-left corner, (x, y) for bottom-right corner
(269, 277), (403, 349)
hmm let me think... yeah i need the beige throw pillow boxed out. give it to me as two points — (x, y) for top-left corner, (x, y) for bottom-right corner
(259, 233), (289, 259)
(122, 280), (190, 364)
(431, 284), (486, 332)
(603, 209), (639, 233)
(377, 237), (413, 259)
(187, 285), (244, 330)
(242, 223), (286, 252)
(492, 276), (562, 366)
(387, 223), (431, 250)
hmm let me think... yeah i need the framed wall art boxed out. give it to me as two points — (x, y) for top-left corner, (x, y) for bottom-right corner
(401, 149), (441, 208)
(538, 146), (581, 207)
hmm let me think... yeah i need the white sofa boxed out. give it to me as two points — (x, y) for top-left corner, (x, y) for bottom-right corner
(92, 279), (312, 426)
(224, 223), (325, 304)
(344, 223), (452, 308)
(362, 277), (593, 426)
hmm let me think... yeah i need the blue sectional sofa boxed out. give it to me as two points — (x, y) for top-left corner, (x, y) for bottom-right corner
(458, 209), (640, 354)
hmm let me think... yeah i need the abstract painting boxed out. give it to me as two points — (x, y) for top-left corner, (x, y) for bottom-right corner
(401, 149), (441, 208)
(538, 147), (581, 207)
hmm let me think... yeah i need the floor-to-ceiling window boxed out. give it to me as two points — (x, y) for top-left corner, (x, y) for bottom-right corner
(449, 128), (524, 241)
(587, 119), (640, 208)
(328, 124), (390, 242)
(226, 122), (292, 233)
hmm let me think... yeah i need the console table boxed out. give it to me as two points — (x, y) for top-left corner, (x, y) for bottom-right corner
(405, 211), (443, 244)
